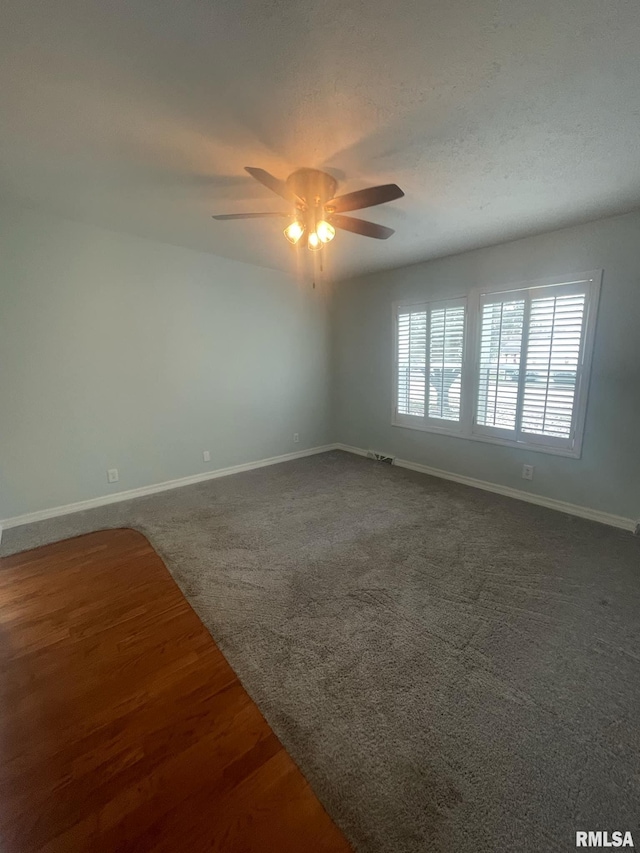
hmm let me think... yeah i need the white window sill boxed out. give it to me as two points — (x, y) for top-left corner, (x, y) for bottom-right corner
(391, 417), (581, 459)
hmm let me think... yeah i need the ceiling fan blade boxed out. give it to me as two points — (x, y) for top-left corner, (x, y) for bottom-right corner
(326, 183), (404, 213)
(211, 212), (290, 220)
(244, 167), (301, 203)
(331, 214), (395, 240)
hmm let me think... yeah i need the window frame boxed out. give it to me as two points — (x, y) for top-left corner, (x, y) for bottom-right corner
(392, 270), (602, 459)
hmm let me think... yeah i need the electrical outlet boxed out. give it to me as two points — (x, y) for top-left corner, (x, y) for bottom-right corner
(107, 468), (119, 484)
(522, 464), (534, 481)
(293, 433), (299, 443)
(203, 450), (211, 462)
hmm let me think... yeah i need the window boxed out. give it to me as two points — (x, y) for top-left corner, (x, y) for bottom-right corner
(476, 296), (525, 433)
(393, 272), (601, 457)
(396, 299), (466, 430)
(397, 308), (427, 418)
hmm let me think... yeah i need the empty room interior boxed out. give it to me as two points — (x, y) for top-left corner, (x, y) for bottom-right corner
(1, 1), (640, 851)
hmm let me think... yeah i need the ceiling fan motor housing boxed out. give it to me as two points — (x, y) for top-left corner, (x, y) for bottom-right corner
(213, 166), (402, 242)
(286, 168), (338, 213)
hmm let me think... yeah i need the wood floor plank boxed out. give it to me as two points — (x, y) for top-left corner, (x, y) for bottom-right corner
(0, 528), (351, 853)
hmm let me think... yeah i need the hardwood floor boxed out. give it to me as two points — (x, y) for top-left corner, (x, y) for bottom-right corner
(0, 528), (352, 853)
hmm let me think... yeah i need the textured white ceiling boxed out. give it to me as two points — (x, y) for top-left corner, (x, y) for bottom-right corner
(2, 0), (640, 282)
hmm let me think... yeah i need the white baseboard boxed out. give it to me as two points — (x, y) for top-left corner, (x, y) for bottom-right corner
(0, 444), (339, 531)
(334, 443), (370, 458)
(334, 443), (637, 533)
(3, 443), (636, 535)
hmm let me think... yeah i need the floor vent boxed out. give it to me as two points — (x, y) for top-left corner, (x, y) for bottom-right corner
(367, 450), (396, 465)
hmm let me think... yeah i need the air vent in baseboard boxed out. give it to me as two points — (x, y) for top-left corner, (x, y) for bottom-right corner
(367, 450), (396, 465)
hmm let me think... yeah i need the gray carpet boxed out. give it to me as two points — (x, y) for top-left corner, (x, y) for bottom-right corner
(2, 450), (639, 852)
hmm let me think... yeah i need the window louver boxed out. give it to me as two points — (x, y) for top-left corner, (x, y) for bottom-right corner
(429, 305), (465, 421)
(473, 281), (593, 450)
(521, 293), (586, 439)
(396, 301), (465, 424)
(397, 310), (427, 417)
(476, 299), (525, 430)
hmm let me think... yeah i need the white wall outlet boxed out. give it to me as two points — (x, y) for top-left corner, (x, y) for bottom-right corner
(522, 464), (534, 481)
(107, 468), (119, 484)
(203, 450), (211, 462)
(293, 433), (299, 443)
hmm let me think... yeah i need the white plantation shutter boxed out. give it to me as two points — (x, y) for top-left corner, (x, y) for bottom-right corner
(476, 298), (525, 433)
(521, 291), (586, 441)
(396, 300), (466, 427)
(397, 308), (427, 417)
(394, 272), (599, 457)
(429, 304), (465, 421)
(473, 278), (597, 451)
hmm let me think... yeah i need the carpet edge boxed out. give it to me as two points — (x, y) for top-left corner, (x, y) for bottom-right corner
(335, 443), (637, 532)
(1, 444), (341, 530)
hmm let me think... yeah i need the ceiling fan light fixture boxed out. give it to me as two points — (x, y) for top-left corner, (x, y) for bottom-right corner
(284, 220), (305, 244)
(316, 220), (336, 244)
(214, 168), (404, 249)
(307, 231), (322, 251)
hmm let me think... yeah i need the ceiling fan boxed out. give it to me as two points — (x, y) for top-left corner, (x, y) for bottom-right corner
(212, 167), (404, 251)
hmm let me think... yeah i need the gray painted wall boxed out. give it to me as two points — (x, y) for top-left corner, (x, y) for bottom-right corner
(0, 205), (331, 520)
(332, 211), (640, 522)
(3, 204), (638, 525)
